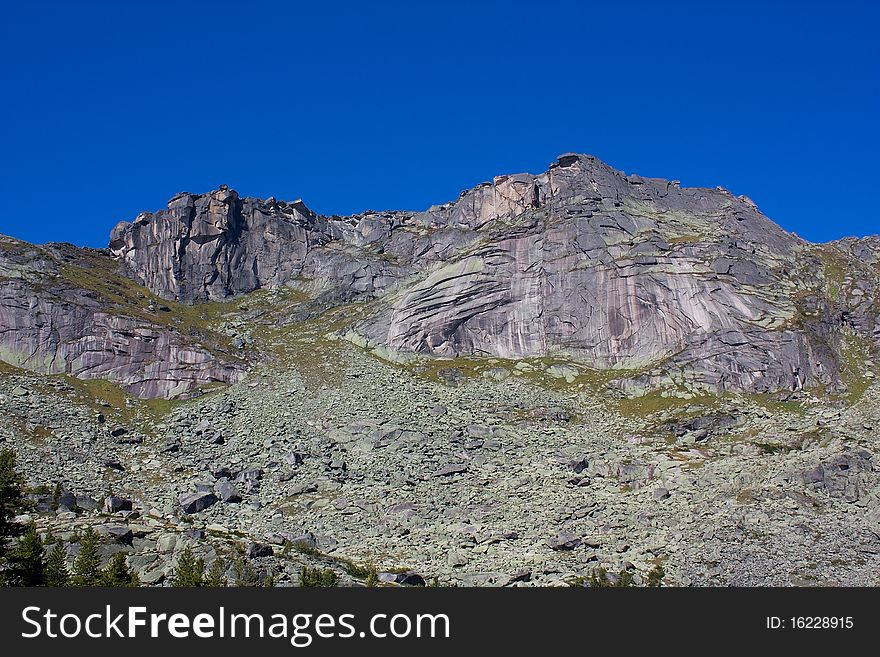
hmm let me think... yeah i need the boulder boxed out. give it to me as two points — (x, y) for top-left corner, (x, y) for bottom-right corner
(179, 491), (217, 514)
(545, 532), (582, 551)
(103, 496), (132, 514)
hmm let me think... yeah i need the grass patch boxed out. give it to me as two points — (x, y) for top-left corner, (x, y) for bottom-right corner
(618, 390), (717, 418)
(396, 353), (642, 393)
(837, 332), (874, 405)
(745, 393), (809, 416)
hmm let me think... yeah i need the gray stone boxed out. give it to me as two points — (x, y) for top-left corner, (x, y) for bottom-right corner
(179, 491), (218, 514)
(97, 524), (133, 544)
(546, 532), (582, 551)
(433, 463), (468, 477)
(653, 487), (671, 501)
(246, 542), (274, 558)
(103, 496), (132, 514)
(288, 482), (318, 496)
(215, 479), (242, 503)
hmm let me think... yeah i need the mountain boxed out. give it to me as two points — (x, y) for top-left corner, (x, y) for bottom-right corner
(1, 154), (879, 588)
(3, 153), (878, 400)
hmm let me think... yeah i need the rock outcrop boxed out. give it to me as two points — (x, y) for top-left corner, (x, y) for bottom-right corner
(0, 237), (244, 398)
(355, 155), (840, 394)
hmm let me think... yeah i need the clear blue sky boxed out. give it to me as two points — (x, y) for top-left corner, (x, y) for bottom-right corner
(1, 1), (877, 247)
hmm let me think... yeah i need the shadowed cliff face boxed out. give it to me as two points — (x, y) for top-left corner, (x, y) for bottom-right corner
(3, 154), (878, 398)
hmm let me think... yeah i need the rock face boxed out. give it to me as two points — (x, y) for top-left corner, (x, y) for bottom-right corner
(2, 153), (878, 398)
(354, 155), (839, 395)
(108, 188), (406, 305)
(0, 237), (244, 398)
(106, 153), (880, 396)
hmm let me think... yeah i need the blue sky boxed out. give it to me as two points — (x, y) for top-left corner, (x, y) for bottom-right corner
(1, 1), (877, 247)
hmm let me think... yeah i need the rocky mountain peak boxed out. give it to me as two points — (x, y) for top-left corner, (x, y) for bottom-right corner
(0, 154), (877, 402)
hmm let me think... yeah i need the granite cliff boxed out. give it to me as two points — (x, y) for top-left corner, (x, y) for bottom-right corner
(1, 154), (877, 399)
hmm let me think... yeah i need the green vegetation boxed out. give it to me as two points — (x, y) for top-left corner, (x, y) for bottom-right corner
(578, 563), (665, 587)
(837, 332), (874, 405)
(588, 567), (635, 587)
(646, 564), (665, 587)
(71, 527), (102, 586)
(204, 557), (228, 587)
(618, 390), (718, 418)
(339, 557), (377, 582)
(299, 566), (339, 587)
(289, 539), (323, 558)
(816, 246), (849, 299)
(755, 442), (795, 455)
(0, 448), (27, 575)
(45, 542), (70, 586)
(98, 552), (140, 587)
(5, 522), (45, 586)
(744, 393), (809, 416)
(171, 545), (206, 586)
(231, 550), (261, 587)
(396, 353), (644, 395)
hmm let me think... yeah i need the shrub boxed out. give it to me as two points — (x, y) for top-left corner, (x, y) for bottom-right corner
(646, 564), (665, 587)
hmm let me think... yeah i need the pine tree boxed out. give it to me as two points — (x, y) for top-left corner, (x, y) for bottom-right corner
(71, 527), (102, 586)
(7, 522), (45, 586)
(204, 557), (227, 587)
(99, 552), (139, 587)
(171, 545), (205, 587)
(51, 482), (62, 511)
(45, 541), (70, 586)
(231, 552), (260, 587)
(0, 449), (27, 562)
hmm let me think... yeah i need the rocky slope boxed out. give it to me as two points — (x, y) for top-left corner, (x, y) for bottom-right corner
(2, 324), (879, 586)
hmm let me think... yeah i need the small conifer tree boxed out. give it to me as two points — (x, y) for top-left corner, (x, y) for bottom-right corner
(71, 527), (102, 586)
(171, 545), (205, 587)
(204, 557), (227, 587)
(7, 522), (46, 586)
(99, 552), (139, 587)
(0, 449), (27, 564)
(45, 541), (70, 586)
(231, 552), (260, 587)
